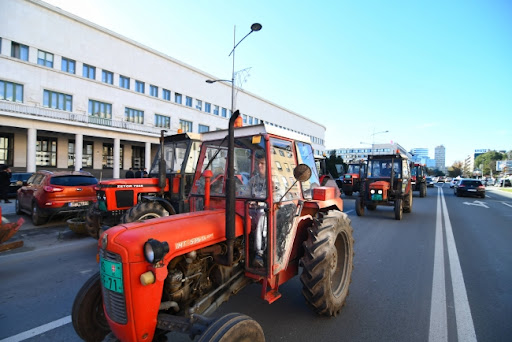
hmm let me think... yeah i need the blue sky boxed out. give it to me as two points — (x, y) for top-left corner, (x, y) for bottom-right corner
(43, 0), (512, 166)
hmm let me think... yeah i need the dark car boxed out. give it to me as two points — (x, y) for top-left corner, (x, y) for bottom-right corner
(497, 178), (511, 187)
(454, 179), (485, 198)
(16, 170), (98, 225)
(8, 172), (33, 197)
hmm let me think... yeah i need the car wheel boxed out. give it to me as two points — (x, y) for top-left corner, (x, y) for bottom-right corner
(32, 202), (47, 226)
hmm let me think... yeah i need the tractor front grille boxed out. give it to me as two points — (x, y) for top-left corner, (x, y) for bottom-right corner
(99, 249), (127, 324)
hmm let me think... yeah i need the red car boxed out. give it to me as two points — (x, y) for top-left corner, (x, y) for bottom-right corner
(16, 170), (98, 225)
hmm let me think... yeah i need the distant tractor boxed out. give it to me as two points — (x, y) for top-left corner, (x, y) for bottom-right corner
(85, 130), (202, 238)
(355, 153), (413, 220)
(341, 161), (366, 196)
(410, 162), (427, 197)
(72, 112), (355, 342)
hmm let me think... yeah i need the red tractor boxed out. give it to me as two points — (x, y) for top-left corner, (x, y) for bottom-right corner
(340, 161), (366, 196)
(410, 162), (427, 197)
(85, 130), (202, 238)
(72, 111), (355, 341)
(355, 153), (413, 220)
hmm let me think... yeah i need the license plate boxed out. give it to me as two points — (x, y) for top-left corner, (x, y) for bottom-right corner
(468, 189), (476, 192)
(69, 201), (89, 207)
(371, 194), (382, 201)
(100, 258), (124, 293)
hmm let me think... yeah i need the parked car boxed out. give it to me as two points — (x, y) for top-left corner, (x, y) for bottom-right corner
(454, 179), (485, 198)
(8, 172), (33, 197)
(496, 178), (511, 187)
(16, 170), (98, 225)
(426, 177), (434, 188)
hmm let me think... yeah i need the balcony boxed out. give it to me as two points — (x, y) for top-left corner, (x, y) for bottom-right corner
(0, 101), (161, 135)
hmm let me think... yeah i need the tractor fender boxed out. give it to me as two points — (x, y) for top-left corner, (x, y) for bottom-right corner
(140, 196), (177, 215)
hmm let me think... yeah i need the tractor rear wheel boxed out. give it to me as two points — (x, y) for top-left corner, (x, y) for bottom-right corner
(121, 201), (169, 223)
(420, 183), (427, 198)
(300, 210), (354, 316)
(404, 190), (413, 213)
(355, 197), (364, 216)
(86, 203), (102, 239)
(198, 313), (265, 342)
(394, 199), (403, 220)
(72, 272), (110, 342)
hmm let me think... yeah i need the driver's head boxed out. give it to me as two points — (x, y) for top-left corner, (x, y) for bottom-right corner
(255, 151), (265, 176)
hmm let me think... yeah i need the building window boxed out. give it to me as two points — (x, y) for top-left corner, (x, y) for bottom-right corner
(198, 124), (209, 133)
(125, 107), (144, 124)
(179, 119), (193, 133)
(242, 114), (247, 124)
(0, 134), (14, 166)
(61, 57), (76, 74)
(83, 64), (96, 80)
(135, 80), (145, 94)
(37, 50), (54, 68)
(102, 70), (113, 84)
(175, 93), (182, 104)
(102, 143), (123, 169)
(0, 80), (23, 103)
(221, 108), (227, 118)
(88, 100), (112, 119)
(68, 140), (93, 168)
(43, 90), (72, 112)
(36, 137), (57, 167)
(213, 105), (219, 115)
(196, 99), (202, 111)
(163, 89), (171, 101)
(155, 114), (170, 128)
(150, 85), (158, 97)
(205, 102), (211, 113)
(120, 75), (130, 89)
(185, 96), (192, 107)
(11, 42), (28, 61)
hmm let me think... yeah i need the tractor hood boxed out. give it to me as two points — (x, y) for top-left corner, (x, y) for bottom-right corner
(100, 210), (244, 264)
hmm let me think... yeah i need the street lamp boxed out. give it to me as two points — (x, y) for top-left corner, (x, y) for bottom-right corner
(370, 129), (389, 155)
(205, 23), (262, 116)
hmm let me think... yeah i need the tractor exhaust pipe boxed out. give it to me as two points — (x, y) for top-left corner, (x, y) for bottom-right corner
(158, 129), (167, 196)
(225, 110), (240, 266)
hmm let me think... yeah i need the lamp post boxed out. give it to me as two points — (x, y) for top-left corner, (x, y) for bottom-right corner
(370, 129), (389, 155)
(206, 23), (262, 116)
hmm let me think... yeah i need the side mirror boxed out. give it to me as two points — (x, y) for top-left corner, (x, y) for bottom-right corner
(293, 164), (312, 182)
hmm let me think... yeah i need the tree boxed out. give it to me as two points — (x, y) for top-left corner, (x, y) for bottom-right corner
(474, 151), (505, 176)
(447, 161), (463, 178)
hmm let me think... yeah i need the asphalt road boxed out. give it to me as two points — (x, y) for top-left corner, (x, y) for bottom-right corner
(0, 184), (511, 341)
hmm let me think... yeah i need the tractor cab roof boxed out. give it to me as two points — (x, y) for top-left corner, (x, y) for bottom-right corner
(368, 152), (409, 161)
(197, 123), (312, 145)
(164, 131), (203, 143)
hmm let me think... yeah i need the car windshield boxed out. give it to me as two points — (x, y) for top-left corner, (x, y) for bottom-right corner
(50, 175), (98, 186)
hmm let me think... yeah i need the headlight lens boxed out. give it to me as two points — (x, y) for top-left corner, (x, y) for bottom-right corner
(370, 189), (375, 194)
(378, 190), (383, 194)
(144, 239), (169, 263)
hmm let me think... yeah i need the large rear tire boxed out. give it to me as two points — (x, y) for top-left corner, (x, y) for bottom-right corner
(72, 272), (110, 342)
(120, 201), (169, 223)
(420, 183), (427, 198)
(355, 197), (364, 216)
(394, 199), (403, 220)
(404, 191), (413, 213)
(198, 313), (265, 342)
(300, 210), (354, 316)
(86, 203), (102, 239)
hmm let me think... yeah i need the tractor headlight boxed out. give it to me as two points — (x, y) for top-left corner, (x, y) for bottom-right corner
(144, 239), (169, 264)
(370, 189), (375, 194)
(378, 190), (383, 194)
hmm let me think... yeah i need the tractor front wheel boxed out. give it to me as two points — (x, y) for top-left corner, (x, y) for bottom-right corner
(404, 190), (413, 213)
(300, 210), (354, 316)
(355, 197), (364, 216)
(72, 272), (110, 342)
(121, 201), (169, 223)
(86, 203), (102, 239)
(394, 199), (403, 220)
(198, 313), (265, 342)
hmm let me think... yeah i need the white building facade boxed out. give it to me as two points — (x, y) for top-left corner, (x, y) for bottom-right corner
(0, 0), (325, 179)
(328, 142), (412, 162)
(434, 145), (446, 172)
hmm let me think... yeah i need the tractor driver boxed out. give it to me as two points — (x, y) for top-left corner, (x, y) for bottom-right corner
(382, 162), (392, 177)
(249, 152), (267, 268)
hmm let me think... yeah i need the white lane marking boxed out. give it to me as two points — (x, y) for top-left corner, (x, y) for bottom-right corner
(345, 209), (354, 214)
(502, 202), (512, 208)
(440, 188), (478, 342)
(0, 316), (71, 342)
(462, 200), (488, 208)
(429, 188), (448, 342)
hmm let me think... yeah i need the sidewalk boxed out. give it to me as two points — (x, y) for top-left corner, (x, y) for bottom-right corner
(486, 186), (512, 199)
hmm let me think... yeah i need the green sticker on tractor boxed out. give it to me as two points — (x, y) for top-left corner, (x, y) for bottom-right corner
(100, 258), (124, 293)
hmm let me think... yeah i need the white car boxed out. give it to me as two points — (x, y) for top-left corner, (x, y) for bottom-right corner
(449, 178), (460, 188)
